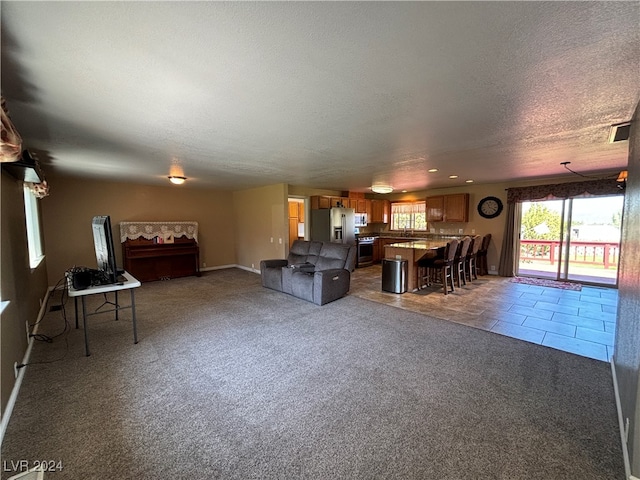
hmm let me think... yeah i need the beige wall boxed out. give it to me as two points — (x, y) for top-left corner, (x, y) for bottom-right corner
(614, 100), (640, 476)
(40, 174), (237, 285)
(233, 183), (288, 271)
(1, 172), (49, 414)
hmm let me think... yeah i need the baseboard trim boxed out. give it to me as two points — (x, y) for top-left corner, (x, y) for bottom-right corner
(200, 264), (260, 274)
(611, 358), (634, 479)
(234, 264), (261, 274)
(0, 286), (53, 446)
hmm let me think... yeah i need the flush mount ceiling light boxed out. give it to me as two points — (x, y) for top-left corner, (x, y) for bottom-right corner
(371, 184), (393, 194)
(168, 176), (187, 185)
(428, 168), (438, 173)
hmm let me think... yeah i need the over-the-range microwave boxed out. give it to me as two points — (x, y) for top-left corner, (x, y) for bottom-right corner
(354, 213), (368, 227)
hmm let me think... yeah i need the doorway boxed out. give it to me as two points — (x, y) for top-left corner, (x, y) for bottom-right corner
(517, 196), (623, 286)
(288, 198), (306, 248)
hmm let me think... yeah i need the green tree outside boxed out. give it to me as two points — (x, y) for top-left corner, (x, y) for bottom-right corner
(521, 203), (562, 240)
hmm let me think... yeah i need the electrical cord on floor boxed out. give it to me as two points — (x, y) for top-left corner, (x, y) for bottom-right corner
(20, 275), (72, 368)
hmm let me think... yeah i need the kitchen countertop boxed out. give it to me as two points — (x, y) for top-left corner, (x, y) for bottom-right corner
(386, 239), (452, 250)
(369, 234), (462, 240)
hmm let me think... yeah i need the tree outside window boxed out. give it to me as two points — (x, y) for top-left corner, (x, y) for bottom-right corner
(391, 201), (426, 231)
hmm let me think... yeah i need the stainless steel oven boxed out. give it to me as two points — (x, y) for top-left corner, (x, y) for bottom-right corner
(357, 237), (375, 267)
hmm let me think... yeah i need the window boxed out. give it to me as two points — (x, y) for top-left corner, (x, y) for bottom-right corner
(23, 184), (44, 268)
(391, 201), (426, 231)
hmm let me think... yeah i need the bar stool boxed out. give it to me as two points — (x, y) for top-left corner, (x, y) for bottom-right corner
(415, 245), (445, 290)
(416, 239), (458, 295)
(477, 234), (492, 276)
(454, 236), (472, 288)
(465, 235), (482, 282)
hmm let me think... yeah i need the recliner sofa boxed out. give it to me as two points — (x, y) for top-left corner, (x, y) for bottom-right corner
(260, 240), (357, 305)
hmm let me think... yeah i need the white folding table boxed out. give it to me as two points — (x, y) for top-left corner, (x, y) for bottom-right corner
(67, 271), (141, 356)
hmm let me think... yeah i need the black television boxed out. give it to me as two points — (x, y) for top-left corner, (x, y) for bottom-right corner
(91, 215), (119, 284)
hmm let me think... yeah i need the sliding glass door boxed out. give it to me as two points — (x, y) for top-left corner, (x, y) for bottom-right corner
(517, 195), (623, 286)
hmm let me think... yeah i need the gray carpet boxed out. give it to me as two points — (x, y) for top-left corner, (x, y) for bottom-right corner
(1, 269), (624, 479)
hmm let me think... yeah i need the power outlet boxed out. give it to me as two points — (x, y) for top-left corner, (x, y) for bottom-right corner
(490, 265), (496, 271)
(14, 362), (19, 379)
(202, 262), (206, 268)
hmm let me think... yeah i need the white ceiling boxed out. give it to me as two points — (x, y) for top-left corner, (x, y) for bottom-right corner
(2, 1), (639, 192)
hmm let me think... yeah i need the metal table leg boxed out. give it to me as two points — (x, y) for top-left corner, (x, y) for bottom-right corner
(131, 289), (138, 344)
(82, 297), (90, 357)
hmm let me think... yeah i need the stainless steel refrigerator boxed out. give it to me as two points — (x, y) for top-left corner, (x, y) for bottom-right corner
(311, 207), (356, 245)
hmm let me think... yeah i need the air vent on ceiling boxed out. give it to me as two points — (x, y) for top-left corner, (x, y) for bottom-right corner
(609, 122), (631, 143)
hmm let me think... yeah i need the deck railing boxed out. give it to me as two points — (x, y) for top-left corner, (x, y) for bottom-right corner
(519, 240), (620, 269)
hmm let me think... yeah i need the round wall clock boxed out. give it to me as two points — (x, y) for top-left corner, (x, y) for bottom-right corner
(477, 196), (503, 219)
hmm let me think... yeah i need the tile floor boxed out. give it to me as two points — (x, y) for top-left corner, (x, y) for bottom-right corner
(350, 265), (617, 362)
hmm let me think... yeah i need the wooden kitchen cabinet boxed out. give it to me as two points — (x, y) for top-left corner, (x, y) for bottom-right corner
(444, 193), (469, 222)
(426, 195), (445, 222)
(373, 238), (381, 263)
(343, 192), (369, 213)
(426, 193), (469, 222)
(288, 201), (299, 217)
(311, 196), (331, 209)
(331, 196), (349, 208)
(311, 194), (372, 215)
(311, 195), (352, 209)
(371, 199), (390, 223)
(288, 201), (304, 222)
(288, 200), (305, 247)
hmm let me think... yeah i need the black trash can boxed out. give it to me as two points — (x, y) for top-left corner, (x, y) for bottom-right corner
(382, 258), (408, 293)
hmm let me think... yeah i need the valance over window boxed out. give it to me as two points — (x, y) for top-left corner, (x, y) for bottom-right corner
(506, 179), (622, 204)
(392, 201), (426, 215)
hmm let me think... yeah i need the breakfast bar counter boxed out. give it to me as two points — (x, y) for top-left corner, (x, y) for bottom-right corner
(384, 240), (449, 291)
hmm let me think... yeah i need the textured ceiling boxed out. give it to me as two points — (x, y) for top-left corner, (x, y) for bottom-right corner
(1, 1), (639, 192)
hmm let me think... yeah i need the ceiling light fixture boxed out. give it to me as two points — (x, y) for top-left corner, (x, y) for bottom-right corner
(371, 184), (393, 194)
(428, 168), (438, 173)
(449, 175), (458, 179)
(465, 179), (474, 183)
(168, 176), (187, 185)
(617, 170), (628, 190)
